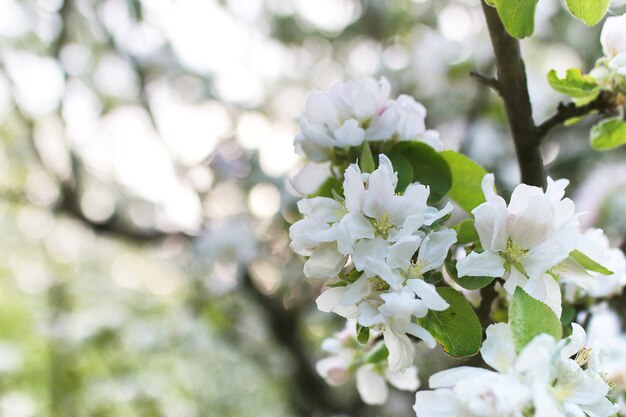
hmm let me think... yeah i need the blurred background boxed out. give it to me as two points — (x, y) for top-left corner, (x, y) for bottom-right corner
(1, 0), (626, 416)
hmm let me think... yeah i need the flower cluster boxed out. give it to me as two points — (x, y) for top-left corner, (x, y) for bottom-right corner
(295, 77), (442, 163)
(316, 321), (419, 405)
(414, 322), (619, 417)
(457, 173), (618, 317)
(290, 155), (456, 372)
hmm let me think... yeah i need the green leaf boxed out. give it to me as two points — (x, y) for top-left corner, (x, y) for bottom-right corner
(590, 116), (626, 151)
(445, 257), (495, 290)
(493, 0), (537, 39)
(564, 0), (610, 26)
(418, 287), (482, 357)
(455, 219), (480, 245)
(386, 152), (413, 193)
(389, 143), (452, 204)
(440, 151), (487, 213)
(424, 270), (443, 285)
(547, 69), (600, 99)
(359, 141), (376, 173)
(310, 176), (343, 198)
(356, 324), (370, 344)
(569, 250), (613, 275)
(363, 342), (389, 364)
(509, 287), (563, 353)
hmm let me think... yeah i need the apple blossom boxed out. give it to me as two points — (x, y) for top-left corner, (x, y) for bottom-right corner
(600, 13), (626, 59)
(315, 321), (419, 405)
(455, 173), (608, 316)
(414, 322), (619, 417)
(294, 77), (441, 163)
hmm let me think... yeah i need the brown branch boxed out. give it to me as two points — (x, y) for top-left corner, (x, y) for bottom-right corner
(470, 71), (501, 94)
(537, 92), (613, 139)
(240, 270), (364, 417)
(480, 1), (545, 188)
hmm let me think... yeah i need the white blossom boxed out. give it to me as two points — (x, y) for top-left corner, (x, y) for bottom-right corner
(562, 228), (626, 301)
(293, 155), (455, 371)
(601, 13), (626, 58)
(587, 305), (626, 403)
(294, 77), (441, 162)
(414, 322), (619, 417)
(456, 174), (584, 316)
(315, 321), (419, 405)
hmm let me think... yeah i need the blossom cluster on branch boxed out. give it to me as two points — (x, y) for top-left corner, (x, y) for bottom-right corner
(288, 67), (626, 415)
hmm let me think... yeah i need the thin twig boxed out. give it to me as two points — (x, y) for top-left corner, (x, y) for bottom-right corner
(537, 92), (611, 139)
(470, 71), (501, 94)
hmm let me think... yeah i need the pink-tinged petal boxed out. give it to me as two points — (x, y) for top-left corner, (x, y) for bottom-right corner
(316, 357), (350, 387)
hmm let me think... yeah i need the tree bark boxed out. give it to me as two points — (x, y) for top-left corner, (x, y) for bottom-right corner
(480, 2), (546, 188)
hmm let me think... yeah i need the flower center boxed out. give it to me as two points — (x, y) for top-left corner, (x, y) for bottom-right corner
(575, 347), (592, 367)
(368, 277), (390, 292)
(371, 212), (394, 239)
(408, 259), (429, 279)
(501, 239), (528, 264)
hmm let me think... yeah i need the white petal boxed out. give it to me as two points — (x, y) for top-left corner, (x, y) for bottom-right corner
(429, 366), (491, 388)
(316, 287), (346, 313)
(343, 164), (365, 213)
(316, 357), (350, 387)
(413, 390), (462, 417)
(508, 183), (543, 213)
(383, 325), (415, 372)
(522, 274), (563, 318)
(417, 229), (457, 272)
(405, 322), (436, 348)
(580, 397), (620, 417)
(481, 323), (516, 373)
(456, 251), (505, 278)
(509, 195), (555, 249)
(334, 119), (365, 147)
(387, 235), (422, 271)
(339, 275), (369, 306)
(356, 366), (389, 405)
(363, 163), (396, 220)
(290, 162), (333, 196)
(560, 323), (587, 360)
(406, 279), (449, 311)
(304, 244), (346, 278)
(523, 224), (579, 277)
(385, 366), (420, 391)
